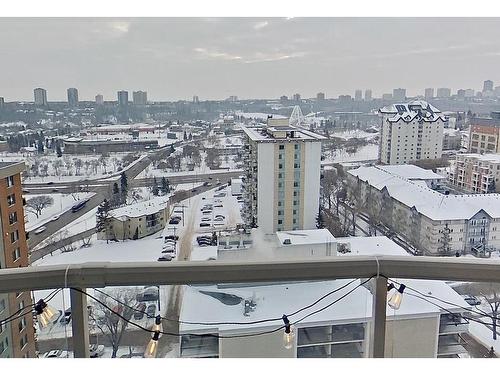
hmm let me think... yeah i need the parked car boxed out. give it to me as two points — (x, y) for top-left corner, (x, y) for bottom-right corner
(34, 226), (47, 235)
(51, 214), (61, 221)
(60, 308), (71, 324)
(214, 204), (223, 208)
(52, 189), (59, 193)
(158, 255), (173, 262)
(133, 303), (147, 320)
(89, 344), (105, 358)
(164, 235), (179, 241)
(136, 289), (158, 303)
(463, 295), (481, 306)
(169, 218), (181, 225)
(41, 350), (70, 358)
(47, 181), (54, 185)
(201, 217), (211, 222)
(215, 215), (225, 219)
(199, 222), (211, 227)
(146, 304), (157, 316)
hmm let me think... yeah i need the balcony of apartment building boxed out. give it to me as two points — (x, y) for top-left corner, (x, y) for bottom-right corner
(0, 256), (498, 358)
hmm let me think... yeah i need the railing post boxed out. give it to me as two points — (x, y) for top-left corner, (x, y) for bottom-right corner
(70, 287), (90, 358)
(371, 276), (387, 358)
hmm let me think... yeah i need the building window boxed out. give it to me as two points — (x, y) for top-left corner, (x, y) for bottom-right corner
(293, 210), (297, 215)
(6, 176), (14, 188)
(8, 212), (17, 225)
(294, 144), (300, 150)
(12, 247), (20, 261)
(293, 181), (299, 187)
(0, 299), (5, 314)
(279, 145), (284, 150)
(278, 210), (284, 216)
(7, 194), (15, 206)
(19, 334), (28, 350)
(293, 218), (297, 224)
(278, 163), (283, 169)
(10, 230), (19, 244)
(294, 163), (300, 169)
(277, 219), (283, 225)
(18, 317), (26, 333)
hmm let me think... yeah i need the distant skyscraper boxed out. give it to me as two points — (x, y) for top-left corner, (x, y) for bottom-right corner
(0, 97), (4, 109)
(436, 88), (451, 98)
(364, 89), (372, 101)
(316, 92), (325, 101)
(393, 88), (406, 101)
(464, 89), (475, 98)
(483, 80), (494, 92)
(280, 95), (288, 102)
(292, 93), (301, 102)
(33, 88), (47, 106)
(424, 88), (434, 99)
(95, 94), (104, 105)
(67, 88), (79, 107)
(193, 95), (199, 104)
(457, 89), (466, 99)
(117, 90), (129, 106)
(354, 90), (362, 101)
(227, 96), (238, 102)
(132, 91), (147, 105)
(382, 93), (393, 100)
(338, 95), (352, 103)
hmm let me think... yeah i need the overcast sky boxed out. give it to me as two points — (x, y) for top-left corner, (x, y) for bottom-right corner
(1, 17), (500, 101)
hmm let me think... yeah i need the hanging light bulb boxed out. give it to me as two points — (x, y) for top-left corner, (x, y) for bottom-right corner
(388, 284), (406, 310)
(152, 315), (161, 332)
(282, 315), (295, 350)
(144, 331), (160, 358)
(34, 299), (57, 328)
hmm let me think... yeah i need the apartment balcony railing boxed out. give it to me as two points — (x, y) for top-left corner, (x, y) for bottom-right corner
(1, 256), (499, 358)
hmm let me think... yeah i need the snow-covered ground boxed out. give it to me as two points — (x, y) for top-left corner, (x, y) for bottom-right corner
(25, 192), (94, 231)
(323, 144), (379, 164)
(330, 129), (379, 141)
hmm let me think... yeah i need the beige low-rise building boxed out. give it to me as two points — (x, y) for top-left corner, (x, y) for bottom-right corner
(449, 153), (500, 193)
(98, 197), (169, 241)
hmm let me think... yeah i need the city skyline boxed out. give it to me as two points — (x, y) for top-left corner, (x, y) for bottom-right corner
(2, 18), (500, 101)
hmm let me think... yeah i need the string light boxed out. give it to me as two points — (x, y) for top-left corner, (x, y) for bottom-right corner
(387, 284), (406, 310)
(34, 299), (57, 327)
(144, 331), (160, 358)
(282, 315), (295, 349)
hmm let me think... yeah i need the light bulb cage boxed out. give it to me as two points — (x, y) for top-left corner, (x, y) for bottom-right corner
(35, 299), (48, 315)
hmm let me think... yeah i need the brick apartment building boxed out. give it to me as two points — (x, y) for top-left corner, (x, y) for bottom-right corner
(0, 162), (36, 358)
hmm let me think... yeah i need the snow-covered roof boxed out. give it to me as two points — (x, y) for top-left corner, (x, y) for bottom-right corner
(349, 165), (500, 220)
(180, 235), (468, 335)
(276, 228), (335, 247)
(457, 153), (500, 164)
(110, 197), (168, 220)
(241, 125), (325, 142)
(376, 164), (445, 181)
(380, 100), (446, 124)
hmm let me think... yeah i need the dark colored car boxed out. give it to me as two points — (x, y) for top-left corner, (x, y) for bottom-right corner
(169, 218), (180, 225)
(199, 222), (210, 227)
(146, 304), (156, 316)
(133, 303), (147, 320)
(71, 200), (87, 213)
(158, 255), (173, 262)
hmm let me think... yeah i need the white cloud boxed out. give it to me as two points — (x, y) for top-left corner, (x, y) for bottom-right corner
(244, 51), (307, 64)
(193, 47), (242, 61)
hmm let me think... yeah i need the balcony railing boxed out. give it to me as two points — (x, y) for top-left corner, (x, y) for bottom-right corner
(1, 256), (500, 358)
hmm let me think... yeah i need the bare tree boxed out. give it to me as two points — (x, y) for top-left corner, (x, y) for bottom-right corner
(74, 159), (83, 175)
(26, 195), (54, 218)
(461, 283), (500, 340)
(52, 159), (64, 177)
(89, 288), (139, 358)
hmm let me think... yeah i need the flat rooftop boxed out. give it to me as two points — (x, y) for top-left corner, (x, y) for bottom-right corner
(241, 125), (325, 142)
(111, 196), (168, 220)
(376, 165), (445, 181)
(458, 153), (500, 163)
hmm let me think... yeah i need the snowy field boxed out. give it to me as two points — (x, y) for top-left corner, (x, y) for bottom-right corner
(330, 129), (379, 141)
(322, 144), (379, 164)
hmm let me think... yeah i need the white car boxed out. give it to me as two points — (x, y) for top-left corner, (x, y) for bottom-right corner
(51, 214), (61, 221)
(34, 226), (47, 235)
(41, 349), (70, 358)
(89, 344), (105, 358)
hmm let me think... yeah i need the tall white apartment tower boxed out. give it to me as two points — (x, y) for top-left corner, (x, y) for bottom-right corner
(241, 118), (324, 234)
(378, 100), (446, 165)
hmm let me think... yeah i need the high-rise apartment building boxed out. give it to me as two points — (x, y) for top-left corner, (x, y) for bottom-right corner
(132, 91), (147, 105)
(117, 91), (129, 107)
(193, 95), (199, 104)
(436, 88), (451, 98)
(316, 92), (325, 101)
(457, 89), (466, 99)
(392, 88), (406, 101)
(241, 118), (324, 234)
(424, 88), (434, 99)
(354, 90), (362, 101)
(469, 112), (500, 154)
(465, 89), (475, 98)
(0, 162), (36, 358)
(292, 93), (301, 102)
(0, 97), (4, 109)
(364, 89), (372, 101)
(33, 88), (47, 106)
(379, 100), (446, 165)
(483, 80), (494, 93)
(67, 88), (78, 108)
(95, 94), (104, 106)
